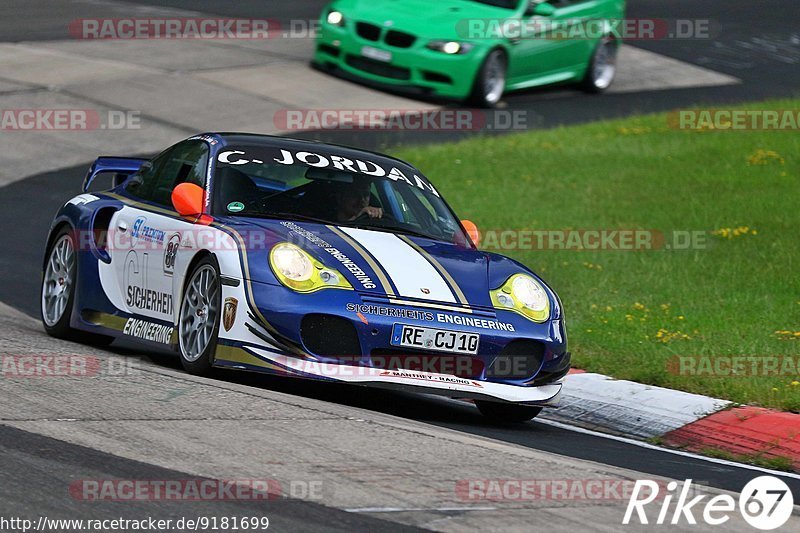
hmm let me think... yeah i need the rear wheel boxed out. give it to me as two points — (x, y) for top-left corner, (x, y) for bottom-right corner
(582, 36), (618, 93)
(178, 256), (221, 375)
(475, 400), (542, 424)
(468, 49), (507, 107)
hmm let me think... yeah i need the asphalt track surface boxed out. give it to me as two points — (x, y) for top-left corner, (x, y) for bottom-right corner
(1, 0), (798, 149)
(2, 0), (800, 529)
(0, 425), (423, 531)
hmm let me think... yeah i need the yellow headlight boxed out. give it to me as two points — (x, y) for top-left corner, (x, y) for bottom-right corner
(490, 274), (550, 322)
(269, 243), (352, 293)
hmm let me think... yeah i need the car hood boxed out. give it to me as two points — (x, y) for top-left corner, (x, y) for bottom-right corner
(228, 217), (494, 310)
(336, 0), (516, 40)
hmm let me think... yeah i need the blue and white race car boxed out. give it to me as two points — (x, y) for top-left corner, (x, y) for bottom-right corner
(41, 133), (569, 422)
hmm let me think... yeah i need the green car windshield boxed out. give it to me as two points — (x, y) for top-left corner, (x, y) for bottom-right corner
(213, 145), (470, 245)
(467, 0), (521, 8)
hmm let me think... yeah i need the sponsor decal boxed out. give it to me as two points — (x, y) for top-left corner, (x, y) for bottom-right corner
(125, 251), (172, 314)
(123, 318), (174, 344)
(227, 201), (245, 213)
(131, 217), (165, 245)
(223, 297), (238, 332)
(437, 313), (515, 332)
(345, 303), (515, 332)
(420, 287), (431, 295)
(379, 369), (482, 387)
(66, 194), (99, 206)
(219, 149), (439, 196)
(126, 285), (173, 315)
(280, 221), (377, 290)
(163, 233), (180, 275)
(187, 134), (219, 145)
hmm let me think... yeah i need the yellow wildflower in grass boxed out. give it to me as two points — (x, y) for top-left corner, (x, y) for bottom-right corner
(791, 381), (800, 386)
(774, 330), (800, 340)
(605, 306), (613, 312)
(633, 302), (646, 311)
(654, 328), (691, 343)
(617, 126), (652, 136)
(711, 226), (757, 240)
(583, 262), (603, 270)
(746, 149), (784, 166)
(772, 388), (780, 392)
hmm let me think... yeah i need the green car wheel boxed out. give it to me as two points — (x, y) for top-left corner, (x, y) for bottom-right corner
(470, 49), (508, 108)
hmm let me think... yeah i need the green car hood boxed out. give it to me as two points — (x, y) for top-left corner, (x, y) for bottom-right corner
(331, 0), (518, 40)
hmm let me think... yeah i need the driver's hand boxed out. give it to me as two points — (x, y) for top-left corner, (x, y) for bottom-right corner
(360, 206), (383, 219)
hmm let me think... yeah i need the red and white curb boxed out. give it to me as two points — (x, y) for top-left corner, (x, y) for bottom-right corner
(541, 370), (800, 470)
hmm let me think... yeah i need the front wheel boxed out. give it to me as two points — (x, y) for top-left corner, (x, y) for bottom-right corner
(582, 36), (618, 93)
(475, 400), (542, 424)
(468, 49), (507, 108)
(178, 256), (222, 375)
(41, 230), (78, 338)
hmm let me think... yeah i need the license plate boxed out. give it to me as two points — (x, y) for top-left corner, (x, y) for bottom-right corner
(361, 45), (392, 63)
(390, 324), (479, 355)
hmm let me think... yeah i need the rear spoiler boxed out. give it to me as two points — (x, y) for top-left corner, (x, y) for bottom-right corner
(82, 156), (150, 192)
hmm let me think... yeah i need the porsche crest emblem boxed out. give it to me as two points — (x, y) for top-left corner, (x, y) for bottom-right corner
(223, 297), (238, 332)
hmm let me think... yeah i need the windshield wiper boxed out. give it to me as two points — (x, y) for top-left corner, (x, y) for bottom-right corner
(342, 222), (439, 242)
(245, 212), (333, 225)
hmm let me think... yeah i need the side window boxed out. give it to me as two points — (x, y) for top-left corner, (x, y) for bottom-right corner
(149, 141), (209, 207)
(125, 141), (209, 207)
(124, 150), (170, 201)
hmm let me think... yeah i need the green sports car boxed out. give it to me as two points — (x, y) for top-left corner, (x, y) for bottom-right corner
(313, 0), (626, 107)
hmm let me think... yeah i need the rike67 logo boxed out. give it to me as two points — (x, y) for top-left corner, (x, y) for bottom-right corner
(624, 477), (794, 530)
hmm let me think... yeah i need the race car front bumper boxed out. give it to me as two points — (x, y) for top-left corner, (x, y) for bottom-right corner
(247, 347), (563, 406)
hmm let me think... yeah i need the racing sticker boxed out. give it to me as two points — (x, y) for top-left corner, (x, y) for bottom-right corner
(379, 370), (483, 388)
(123, 318), (173, 344)
(163, 233), (180, 276)
(223, 297), (238, 332)
(227, 201), (245, 213)
(131, 217), (165, 245)
(217, 149), (439, 196)
(125, 251), (173, 315)
(280, 221), (377, 290)
(346, 303), (515, 332)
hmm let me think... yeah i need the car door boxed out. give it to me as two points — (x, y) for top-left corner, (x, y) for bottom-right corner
(104, 141), (210, 324)
(507, 0), (595, 84)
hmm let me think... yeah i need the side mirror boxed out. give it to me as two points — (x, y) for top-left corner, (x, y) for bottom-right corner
(526, 2), (556, 17)
(171, 182), (205, 218)
(461, 220), (481, 246)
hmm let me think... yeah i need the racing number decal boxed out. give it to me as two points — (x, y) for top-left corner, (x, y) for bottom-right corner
(163, 233), (180, 276)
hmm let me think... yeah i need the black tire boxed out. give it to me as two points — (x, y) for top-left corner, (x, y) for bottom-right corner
(581, 36), (618, 93)
(177, 255), (221, 375)
(41, 227), (115, 346)
(475, 400), (543, 424)
(468, 48), (507, 108)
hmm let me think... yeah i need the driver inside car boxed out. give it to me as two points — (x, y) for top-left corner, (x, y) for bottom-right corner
(333, 178), (383, 222)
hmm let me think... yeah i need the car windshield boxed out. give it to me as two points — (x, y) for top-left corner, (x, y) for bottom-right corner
(465, 0), (520, 9)
(213, 144), (470, 245)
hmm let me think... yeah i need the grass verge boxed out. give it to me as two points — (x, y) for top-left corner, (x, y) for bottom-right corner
(394, 98), (800, 411)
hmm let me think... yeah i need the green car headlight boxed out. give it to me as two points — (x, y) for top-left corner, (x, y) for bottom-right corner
(426, 40), (474, 55)
(269, 242), (352, 293)
(327, 10), (345, 26)
(490, 274), (550, 322)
